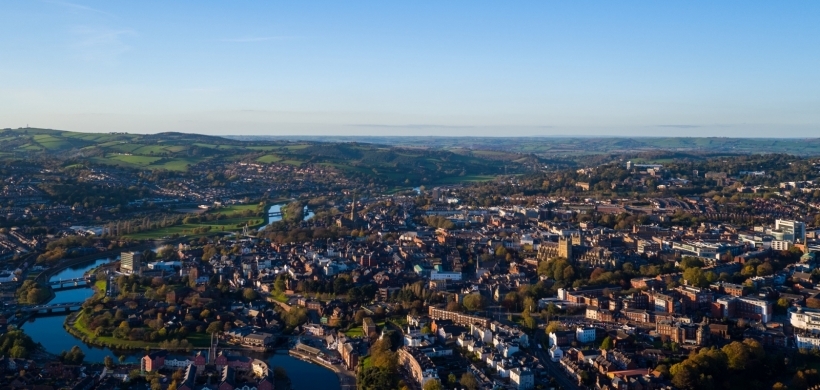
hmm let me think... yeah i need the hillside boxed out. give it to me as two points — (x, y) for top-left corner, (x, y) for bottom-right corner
(0, 128), (535, 185)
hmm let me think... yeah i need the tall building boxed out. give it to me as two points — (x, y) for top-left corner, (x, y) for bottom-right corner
(558, 236), (573, 260)
(121, 252), (142, 275)
(775, 219), (806, 243)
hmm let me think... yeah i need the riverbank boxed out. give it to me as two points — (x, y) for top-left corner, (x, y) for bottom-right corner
(288, 349), (356, 389)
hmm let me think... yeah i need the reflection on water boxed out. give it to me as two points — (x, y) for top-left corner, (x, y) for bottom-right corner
(268, 351), (340, 390)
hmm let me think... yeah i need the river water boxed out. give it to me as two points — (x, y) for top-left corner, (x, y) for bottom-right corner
(267, 203), (314, 227)
(20, 257), (340, 390)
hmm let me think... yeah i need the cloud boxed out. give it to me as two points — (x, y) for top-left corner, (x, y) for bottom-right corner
(69, 26), (137, 61)
(220, 36), (295, 43)
(45, 0), (117, 18)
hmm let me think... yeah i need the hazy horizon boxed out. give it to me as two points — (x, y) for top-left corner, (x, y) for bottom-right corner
(2, 2), (819, 137)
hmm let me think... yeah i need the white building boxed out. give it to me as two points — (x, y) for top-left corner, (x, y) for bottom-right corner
(575, 326), (596, 344)
(797, 334), (820, 350)
(549, 345), (563, 362)
(776, 219), (807, 243)
(771, 240), (792, 251)
(510, 367), (535, 390)
(790, 307), (820, 333)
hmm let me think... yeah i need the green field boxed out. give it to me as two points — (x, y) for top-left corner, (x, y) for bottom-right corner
(125, 204), (265, 239)
(257, 154), (282, 163)
(124, 217), (266, 239)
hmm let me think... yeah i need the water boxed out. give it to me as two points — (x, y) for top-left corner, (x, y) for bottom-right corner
(267, 204), (314, 227)
(22, 258), (346, 390)
(22, 257), (137, 363)
(50, 258), (112, 281)
(268, 352), (340, 390)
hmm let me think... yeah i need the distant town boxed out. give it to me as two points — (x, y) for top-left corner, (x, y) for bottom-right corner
(2, 129), (820, 390)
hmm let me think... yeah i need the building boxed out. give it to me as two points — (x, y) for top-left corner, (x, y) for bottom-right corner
(715, 296), (772, 323)
(428, 306), (491, 328)
(362, 317), (377, 337)
(398, 347), (440, 388)
(549, 330), (575, 347)
(121, 252), (142, 275)
(509, 367), (535, 390)
(430, 270), (462, 281)
(710, 282), (747, 297)
(790, 307), (820, 333)
(575, 326), (596, 344)
(655, 320), (708, 346)
(675, 285), (713, 312)
(776, 219), (807, 243)
(549, 344), (563, 362)
(796, 334), (820, 350)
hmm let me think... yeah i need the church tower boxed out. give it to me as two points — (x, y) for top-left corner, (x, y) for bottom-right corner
(558, 236), (573, 260)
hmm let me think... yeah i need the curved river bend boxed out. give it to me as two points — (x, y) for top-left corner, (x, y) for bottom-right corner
(22, 257), (339, 390)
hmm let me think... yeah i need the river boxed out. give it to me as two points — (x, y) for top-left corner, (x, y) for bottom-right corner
(267, 203), (314, 227)
(21, 257), (340, 390)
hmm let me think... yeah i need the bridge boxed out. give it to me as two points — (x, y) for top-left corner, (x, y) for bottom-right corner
(47, 276), (96, 291)
(18, 301), (85, 314)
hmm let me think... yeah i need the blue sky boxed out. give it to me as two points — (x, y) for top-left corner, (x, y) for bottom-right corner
(1, 1), (819, 137)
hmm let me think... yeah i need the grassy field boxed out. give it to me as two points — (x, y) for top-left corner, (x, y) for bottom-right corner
(124, 217), (266, 239)
(124, 204), (265, 239)
(257, 154), (282, 163)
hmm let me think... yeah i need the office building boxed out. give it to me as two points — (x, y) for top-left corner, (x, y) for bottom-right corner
(121, 252), (142, 275)
(776, 219), (806, 243)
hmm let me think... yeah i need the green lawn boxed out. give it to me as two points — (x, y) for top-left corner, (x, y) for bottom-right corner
(270, 291), (289, 303)
(344, 326), (363, 337)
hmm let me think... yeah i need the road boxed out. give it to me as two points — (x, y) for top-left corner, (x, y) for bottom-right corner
(534, 333), (580, 390)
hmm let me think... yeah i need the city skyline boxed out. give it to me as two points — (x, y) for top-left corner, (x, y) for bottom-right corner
(2, 1), (819, 137)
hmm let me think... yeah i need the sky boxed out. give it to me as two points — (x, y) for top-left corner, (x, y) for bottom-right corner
(1, 1), (819, 137)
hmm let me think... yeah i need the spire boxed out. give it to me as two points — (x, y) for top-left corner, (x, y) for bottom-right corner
(351, 193), (356, 221)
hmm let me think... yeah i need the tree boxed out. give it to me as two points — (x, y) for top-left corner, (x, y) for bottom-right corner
(679, 257), (705, 270)
(772, 382), (788, 390)
(446, 301), (464, 312)
(460, 372), (479, 390)
(683, 267), (708, 288)
(775, 297), (791, 314)
(670, 361), (700, 390)
(600, 336), (613, 350)
(722, 340), (755, 370)
(242, 288), (258, 301)
(423, 381), (442, 390)
(462, 293), (486, 312)
(206, 321), (224, 334)
(9, 346), (27, 358)
(104, 355), (114, 368)
(447, 373), (457, 385)
(545, 321), (564, 335)
(521, 309), (536, 330)
(757, 262), (774, 276)
(354, 310), (367, 324)
(370, 338), (397, 373)
(60, 346), (85, 365)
